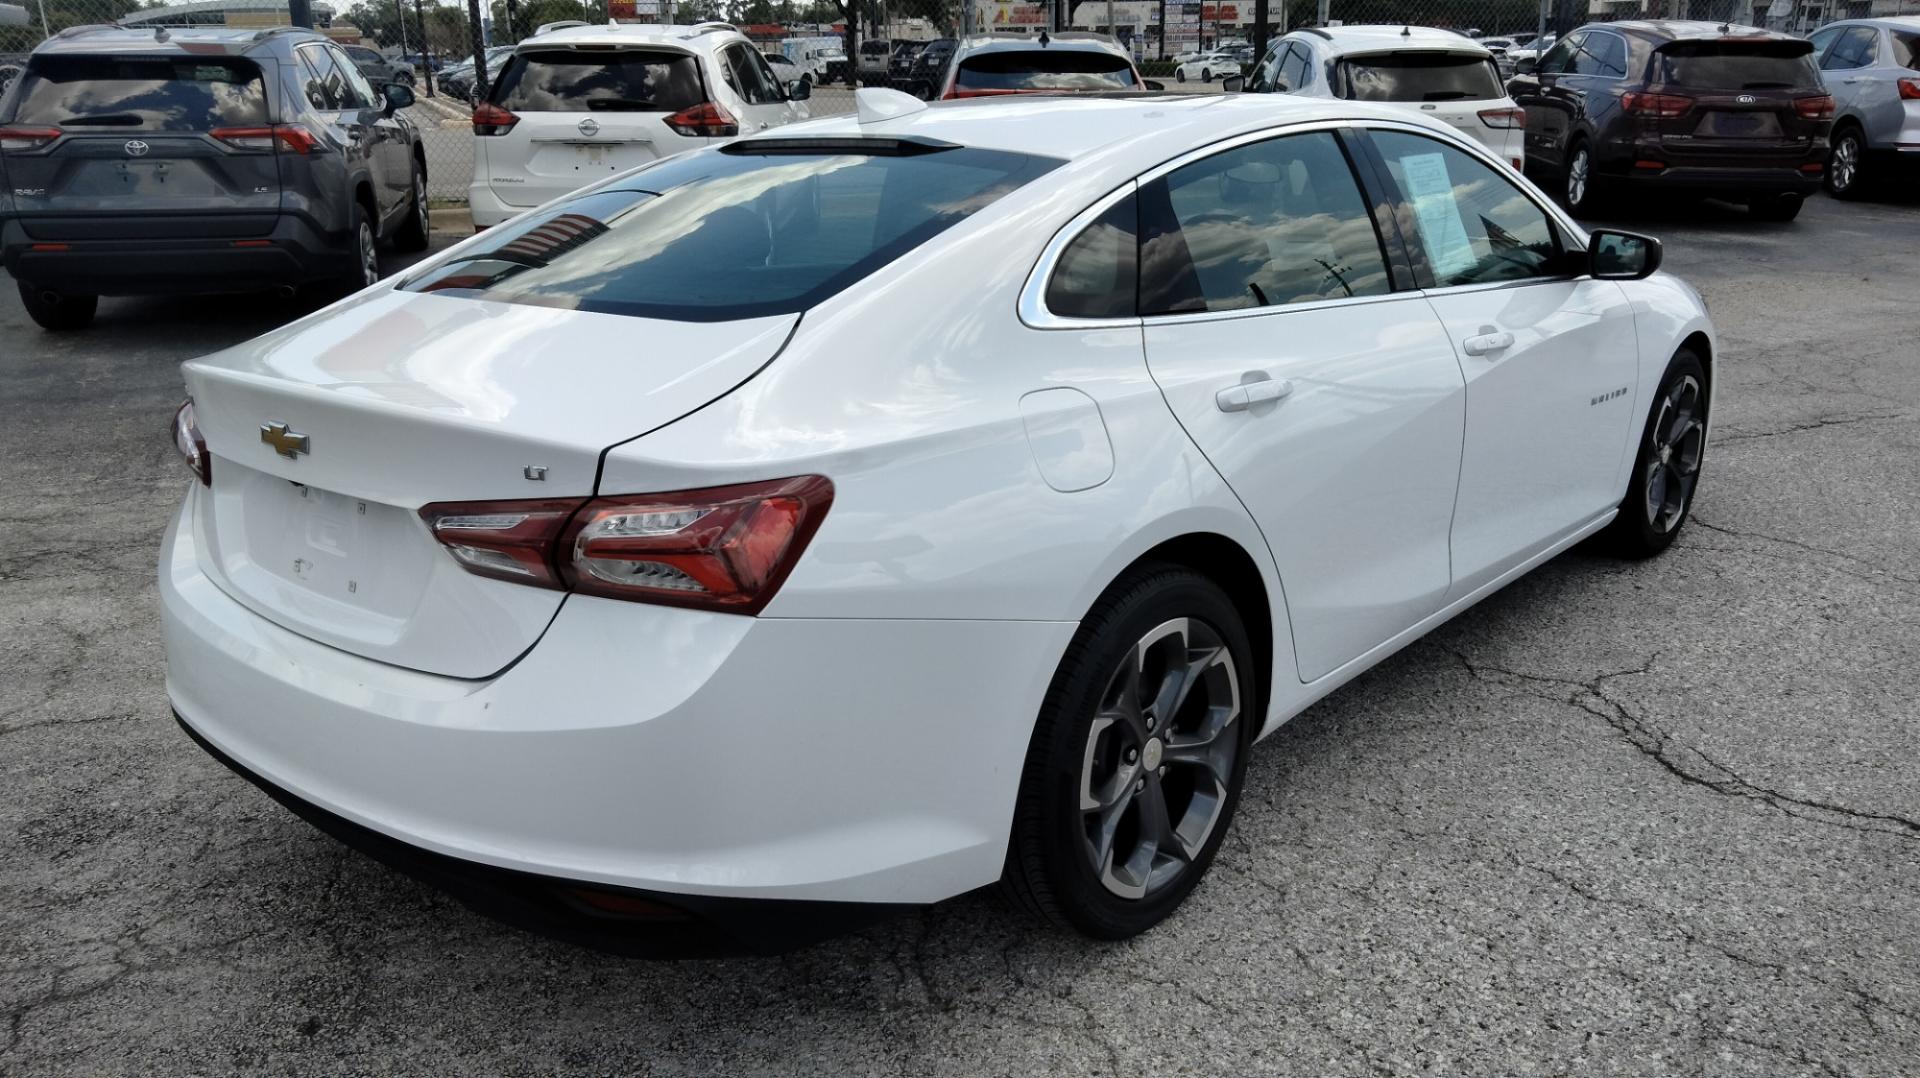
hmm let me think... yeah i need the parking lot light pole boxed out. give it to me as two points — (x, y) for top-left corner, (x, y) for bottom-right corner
(1252, 0), (1266, 65)
(416, 0), (434, 96)
(289, 0), (313, 28)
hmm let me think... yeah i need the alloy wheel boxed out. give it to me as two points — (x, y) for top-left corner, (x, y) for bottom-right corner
(1566, 147), (1589, 208)
(1645, 374), (1704, 532)
(358, 221), (379, 287)
(1079, 617), (1241, 901)
(1830, 133), (1859, 193)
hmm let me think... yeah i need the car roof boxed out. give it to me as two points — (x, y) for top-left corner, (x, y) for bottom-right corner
(744, 90), (1455, 167)
(30, 23), (327, 56)
(518, 21), (745, 52)
(1603, 20), (1803, 44)
(1303, 24), (1490, 56)
(1826, 15), (1920, 30)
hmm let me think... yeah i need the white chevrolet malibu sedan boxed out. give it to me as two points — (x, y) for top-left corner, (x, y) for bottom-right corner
(163, 87), (1714, 954)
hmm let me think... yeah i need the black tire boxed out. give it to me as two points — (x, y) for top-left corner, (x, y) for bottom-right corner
(1201, 68), (1213, 82)
(340, 201), (381, 291)
(1176, 68), (1187, 83)
(1002, 564), (1257, 939)
(1748, 192), (1803, 222)
(1602, 349), (1708, 558)
(1825, 126), (1865, 199)
(392, 158), (430, 253)
(1561, 138), (1605, 216)
(17, 281), (97, 331)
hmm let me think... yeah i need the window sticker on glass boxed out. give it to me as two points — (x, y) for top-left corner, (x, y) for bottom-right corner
(1398, 152), (1476, 280)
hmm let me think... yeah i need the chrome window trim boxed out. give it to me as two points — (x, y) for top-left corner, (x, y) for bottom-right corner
(1016, 179), (1143, 331)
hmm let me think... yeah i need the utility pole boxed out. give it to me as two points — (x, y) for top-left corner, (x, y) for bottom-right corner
(415, 0), (433, 96)
(1315, 0), (1328, 26)
(289, 0), (314, 28)
(465, 0), (489, 100)
(1251, 0), (1265, 62)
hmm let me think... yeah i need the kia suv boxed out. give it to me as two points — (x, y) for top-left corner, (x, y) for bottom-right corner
(0, 25), (428, 329)
(1806, 17), (1920, 198)
(935, 33), (1151, 100)
(467, 22), (811, 229)
(1508, 21), (1832, 220)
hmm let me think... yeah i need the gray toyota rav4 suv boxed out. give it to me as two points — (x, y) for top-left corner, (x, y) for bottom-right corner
(0, 24), (427, 329)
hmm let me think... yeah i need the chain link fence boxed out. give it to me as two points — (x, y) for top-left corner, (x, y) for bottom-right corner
(3, 0), (1914, 202)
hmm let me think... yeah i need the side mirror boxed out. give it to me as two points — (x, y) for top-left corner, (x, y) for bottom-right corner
(1221, 74), (1245, 93)
(382, 82), (415, 113)
(787, 78), (812, 101)
(1514, 56), (1537, 75)
(1587, 229), (1662, 280)
(1143, 79), (1165, 91)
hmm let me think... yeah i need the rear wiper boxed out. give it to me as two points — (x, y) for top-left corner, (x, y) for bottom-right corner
(583, 98), (665, 111)
(59, 113), (145, 126)
(1740, 81), (1793, 89)
(1421, 91), (1476, 101)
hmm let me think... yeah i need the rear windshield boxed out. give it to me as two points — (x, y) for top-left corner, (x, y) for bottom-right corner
(1654, 42), (1820, 90)
(6, 56), (267, 130)
(490, 49), (704, 112)
(1342, 52), (1503, 102)
(1893, 31), (1919, 69)
(954, 50), (1137, 92)
(403, 143), (1061, 322)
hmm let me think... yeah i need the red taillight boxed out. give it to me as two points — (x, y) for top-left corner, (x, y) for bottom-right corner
(418, 476), (833, 613)
(1899, 78), (1920, 101)
(472, 102), (520, 136)
(1620, 91), (1693, 119)
(664, 101), (738, 138)
(1478, 107), (1526, 129)
(1793, 94), (1835, 121)
(417, 498), (584, 588)
(0, 126), (62, 151)
(211, 124), (320, 153)
(172, 399), (211, 487)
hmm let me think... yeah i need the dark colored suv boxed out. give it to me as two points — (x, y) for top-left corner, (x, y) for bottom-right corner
(1508, 20), (1833, 221)
(0, 25), (427, 329)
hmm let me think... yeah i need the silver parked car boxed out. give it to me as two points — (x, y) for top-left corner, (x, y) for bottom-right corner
(1807, 16), (1920, 197)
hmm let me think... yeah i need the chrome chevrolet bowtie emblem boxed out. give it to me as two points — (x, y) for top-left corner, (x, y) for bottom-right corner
(577, 118), (599, 137)
(260, 422), (310, 459)
(124, 139), (150, 157)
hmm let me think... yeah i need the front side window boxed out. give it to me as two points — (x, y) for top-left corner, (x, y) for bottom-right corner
(725, 45), (782, 104)
(4, 55), (266, 130)
(1822, 27), (1878, 70)
(952, 49), (1137, 93)
(1343, 52), (1503, 101)
(1538, 33), (1582, 75)
(1138, 131), (1392, 315)
(404, 143), (1060, 322)
(1046, 194), (1138, 319)
(1370, 130), (1560, 289)
(327, 44), (378, 105)
(490, 49), (706, 112)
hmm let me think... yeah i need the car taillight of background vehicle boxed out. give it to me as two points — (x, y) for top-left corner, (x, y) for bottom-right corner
(210, 125), (321, 154)
(1620, 92), (1693, 119)
(0, 127), (61, 151)
(1477, 107), (1526, 129)
(1793, 95), (1836, 121)
(418, 476), (832, 614)
(1900, 79), (1920, 101)
(172, 399), (210, 487)
(472, 103), (520, 136)
(664, 102), (738, 137)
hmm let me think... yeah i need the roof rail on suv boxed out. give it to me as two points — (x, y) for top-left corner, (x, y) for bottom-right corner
(250, 25), (319, 43)
(688, 21), (739, 35)
(533, 19), (589, 35)
(52, 24), (121, 39)
(1301, 27), (1333, 39)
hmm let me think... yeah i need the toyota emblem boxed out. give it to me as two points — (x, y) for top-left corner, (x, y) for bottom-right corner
(576, 118), (599, 137)
(124, 139), (150, 157)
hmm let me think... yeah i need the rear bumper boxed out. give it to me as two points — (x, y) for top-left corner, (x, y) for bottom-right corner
(1616, 163), (1823, 195)
(159, 488), (1072, 943)
(1, 212), (350, 294)
(466, 182), (525, 229)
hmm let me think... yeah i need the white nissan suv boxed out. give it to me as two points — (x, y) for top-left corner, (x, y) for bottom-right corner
(1245, 25), (1526, 170)
(467, 21), (812, 229)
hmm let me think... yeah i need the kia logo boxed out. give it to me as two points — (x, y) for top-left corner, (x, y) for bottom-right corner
(124, 139), (150, 156)
(1736, 94), (1756, 104)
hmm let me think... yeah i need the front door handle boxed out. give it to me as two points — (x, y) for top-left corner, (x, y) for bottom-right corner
(1216, 377), (1294, 412)
(1462, 329), (1515, 356)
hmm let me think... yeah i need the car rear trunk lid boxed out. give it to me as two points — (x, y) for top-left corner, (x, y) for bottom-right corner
(182, 289), (797, 678)
(1646, 38), (1825, 160)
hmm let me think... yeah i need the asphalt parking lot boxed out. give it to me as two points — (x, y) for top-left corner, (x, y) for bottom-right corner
(3, 186), (1917, 1076)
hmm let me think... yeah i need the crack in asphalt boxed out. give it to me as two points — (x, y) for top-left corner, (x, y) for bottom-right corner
(1710, 411), (1910, 445)
(1688, 516), (1920, 589)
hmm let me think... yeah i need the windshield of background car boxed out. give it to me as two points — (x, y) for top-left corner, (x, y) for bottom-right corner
(1654, 41), (1820, 89)
(490, 49), (704, 111)
(403, 143), (1062, 321)
(6, 55), (267, 129)
(953, 50), (1137, 92)
(1342, 52), (1503, 101)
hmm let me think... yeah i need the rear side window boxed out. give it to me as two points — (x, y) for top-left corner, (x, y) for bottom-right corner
(1821, 27), (1878, 70)
(404, 144), (1061, 322)
(1046, 195), (1138, 319)
(491, 49), (705, 112)
(1342, 53), (1504, 102)
(6, 56), (266, 130)
(1654, 42), (1820, 90)
(953, 50), (1138, 93)
(1893, 31), (1919, 69)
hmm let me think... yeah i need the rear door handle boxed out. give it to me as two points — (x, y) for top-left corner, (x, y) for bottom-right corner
(1216, 377), (1294, 412)
(1462, 330), (1515, 356)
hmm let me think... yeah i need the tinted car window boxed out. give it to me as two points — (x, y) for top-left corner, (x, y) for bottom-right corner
(1537, 33), (1582, 74)
(1138, 131), (1391, 314)
(6, 56), (266, 130)
(1371, 130), (1559, 289)
(1893, 30), (1919, 68)
(328, 44), (379, 104)
(1822, 27), (1878, 70)
(404, 144), (1060, 322)
(298, 44), (364, 109)
(1046, 195), (1138, 319)
(1343, 52), (1503, 101)
(1571, 32), (1628, 77)
(725, 45), (783, 104)
(492, 49), (705, 111)
(1654, 41), (1820, 90)
(344, 46), (383, 65)
(1279, 44), (1310, 90)
(951, 49), (1137, 93)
